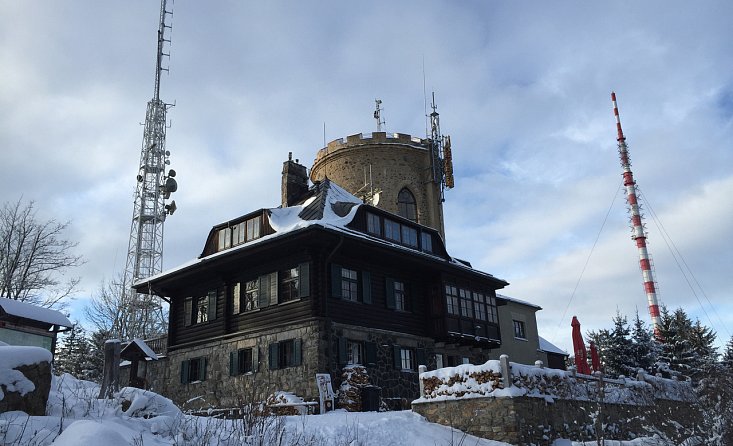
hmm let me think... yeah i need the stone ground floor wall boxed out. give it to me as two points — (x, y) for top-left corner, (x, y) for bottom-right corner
(412, 396), (702, 445)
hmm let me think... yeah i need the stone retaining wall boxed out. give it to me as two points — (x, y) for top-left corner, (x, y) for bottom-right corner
(412, 395), (702, 445)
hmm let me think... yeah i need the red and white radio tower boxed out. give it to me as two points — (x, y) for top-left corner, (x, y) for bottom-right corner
(611, 92), (662, 335)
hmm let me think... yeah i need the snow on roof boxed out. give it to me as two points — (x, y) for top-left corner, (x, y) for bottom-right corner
(496, 293), (542, 310)
(538, 336), (568, 356)
(121, 338), (159, 360)
(0, 296), (72, 328)
(137, 179), (506, 287)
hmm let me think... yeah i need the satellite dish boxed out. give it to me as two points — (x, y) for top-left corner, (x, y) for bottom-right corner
(168, 169), (176, 177)
(372, 192), (380, 206)
(165, 200), (177, 215)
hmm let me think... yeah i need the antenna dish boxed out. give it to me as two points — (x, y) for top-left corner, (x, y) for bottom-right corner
(168, 169), (176, 177)
(372, 192), (380, 206)
(165, 200), (177, 215)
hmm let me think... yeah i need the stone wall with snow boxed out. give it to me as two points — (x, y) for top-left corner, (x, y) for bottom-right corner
(412, 359), (701, 445)
(0, 345), (53, 415)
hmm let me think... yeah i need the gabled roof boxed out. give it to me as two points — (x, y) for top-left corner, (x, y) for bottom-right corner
(497, 293), (542, 310)
(0, 297), (72, 329)
(538, 336), (568, 356)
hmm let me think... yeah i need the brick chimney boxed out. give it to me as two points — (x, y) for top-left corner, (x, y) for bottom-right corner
(281, 152), (309, 207)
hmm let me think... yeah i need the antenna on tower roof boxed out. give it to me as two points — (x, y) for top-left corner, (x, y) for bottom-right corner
(374, 99), (386, 132)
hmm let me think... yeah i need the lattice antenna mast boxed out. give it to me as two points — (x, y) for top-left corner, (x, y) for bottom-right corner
(121, 0), (178, 339)
(374, 99), (385, 132)
(612, 92), (661, 335)
(428, 93), (454, 202)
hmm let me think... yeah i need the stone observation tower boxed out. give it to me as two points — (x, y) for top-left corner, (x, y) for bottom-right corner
(310, 131), (450, 238)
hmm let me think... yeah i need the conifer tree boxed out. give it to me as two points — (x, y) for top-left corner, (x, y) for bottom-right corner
(655, 307), (696, 379)
(86, 329), (111, 383)
(603, 312), (634, 377)
(629, 310), (656, 374)
(55, 323), (94, 379)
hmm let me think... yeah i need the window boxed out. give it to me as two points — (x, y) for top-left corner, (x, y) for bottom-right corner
(513, 320), (526, 339)
(397, 188), (417, 222)
(230, 347), (257, 375)
(244, 279), (259, 311)
(269, 339), (302, 369)
(180, 357), (207, 384)
(246, 218), (261, 241)
(331, 265), (371, 304)
(473, 292), (487, 321)
(279, 267), (299, 302)
(367, 212), (381, 235)
(347, 341), (363, 365)
(445, 285), (460, 315)
(184, 291), (217, 326)
(218, 228), (230, 251)
(400, 348), (414, 370)
(384, 219), (401, 242)
(487, 295), (498, 323)
(459, 289), (473, 318)
(393, 280), (406, 311)
(341, 268), (359, 302)
(421, 232), (433, 253)
(435, 353), (444, 369)
(401, 225), (418, 247)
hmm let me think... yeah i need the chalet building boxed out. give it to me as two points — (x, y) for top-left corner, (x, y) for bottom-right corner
(134, 155), (554, 410)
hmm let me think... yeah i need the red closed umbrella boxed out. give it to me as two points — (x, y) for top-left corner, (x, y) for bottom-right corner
(571, 316), (591, 375)
(589, 341), (601, 373)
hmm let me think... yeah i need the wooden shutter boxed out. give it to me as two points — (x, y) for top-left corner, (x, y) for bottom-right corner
(252, 347), (259, 372)
(393, 344), (402, 369)
(365, 342), (377, 366)
(207, 291), (217, 321)
(258, 274), (270, 308)
(184, 298), (193, 327)
(232, 283), (240, 314)
(230, 351), (239, 376)
(298, 262), (310, 298)
(385, 278), (396, 309)
(199, 357), (208, 382)
(269, 272), (278, 306)
(338, 337), (347, 366)
(331, 264), (342, 298)
(180, 360), (190, 384)
(269, 342), (279, 370)
(361, 271), (372, 304)
(416, 349), (427, 370)
(293, 339), (302, 366)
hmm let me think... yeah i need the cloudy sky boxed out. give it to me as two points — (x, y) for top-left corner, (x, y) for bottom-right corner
(2, 1), (731, 353)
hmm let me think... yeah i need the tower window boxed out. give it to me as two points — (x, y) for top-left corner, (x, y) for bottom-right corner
(397, 188), (417, 222)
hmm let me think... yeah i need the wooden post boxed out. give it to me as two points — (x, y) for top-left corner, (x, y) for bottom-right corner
(418, 365), (427, 397)
(98, 339), (121, 399)
(500, 354), (511, 388)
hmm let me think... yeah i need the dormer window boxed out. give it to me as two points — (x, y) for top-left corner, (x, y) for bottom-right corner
(397, 188), (417, 222)
(216, 216), (262, 252)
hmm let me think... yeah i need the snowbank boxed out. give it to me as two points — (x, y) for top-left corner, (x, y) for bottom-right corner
(0, 346), (52, 401)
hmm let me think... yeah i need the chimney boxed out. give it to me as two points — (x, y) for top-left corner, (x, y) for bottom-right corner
(281, 152), (309, 207)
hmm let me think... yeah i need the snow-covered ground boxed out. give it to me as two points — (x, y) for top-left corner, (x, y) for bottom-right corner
(0, 372), (683, 446)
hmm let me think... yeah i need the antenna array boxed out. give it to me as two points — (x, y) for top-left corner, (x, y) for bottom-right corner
(120, 0), (178, 339)
(428, 93), (455, 201)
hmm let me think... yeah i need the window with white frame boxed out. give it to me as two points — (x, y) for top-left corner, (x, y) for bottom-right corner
(341, 268), (359, 301)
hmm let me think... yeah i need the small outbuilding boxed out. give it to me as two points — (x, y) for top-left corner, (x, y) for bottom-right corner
(0, 296), (72, 358)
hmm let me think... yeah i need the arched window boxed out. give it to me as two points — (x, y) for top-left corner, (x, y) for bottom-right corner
(397, 188), (417, 222)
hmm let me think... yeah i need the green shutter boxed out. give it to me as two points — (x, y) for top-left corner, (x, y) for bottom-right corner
(298, 262), (310, 298)
(386, 278), (396, 309)
(293, 338), (302, 366)
(199, 357), (208, 381)
(184, 298), (193, 327)
(331, 264), (342, 298)
(180, 360), (190, 384)
(269, 343), (279, 370)
(258, 274), (270, 308)
(338, 337), (347, 366)
(393, 344), (402, 369)
(232, 283), (240, 314)
(416, 349), (427, 370)
(269, 272), (278, 306)
(361, 271), (372, 304)
(207, 291), (217, 321)
(252, 347), (259, 372)
(230, 351), (238, 376)
(365, 342), (377, 366)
